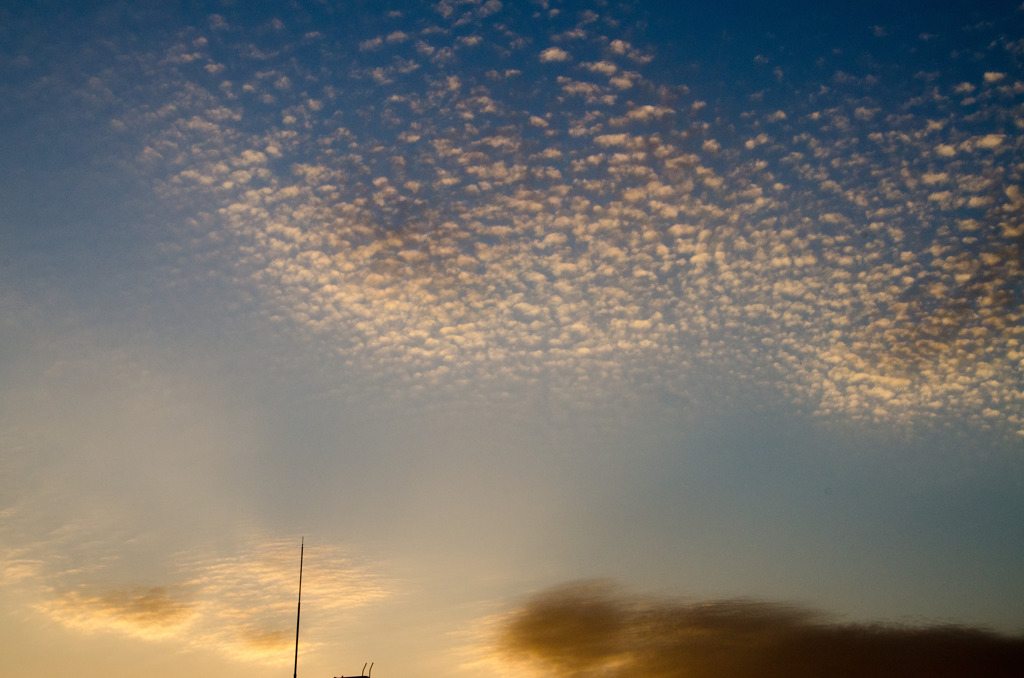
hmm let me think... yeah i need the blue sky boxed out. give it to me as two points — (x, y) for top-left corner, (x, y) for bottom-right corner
(1, 2), (1023, 677)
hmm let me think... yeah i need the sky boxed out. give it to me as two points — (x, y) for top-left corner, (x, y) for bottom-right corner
(1, 0), (1023, 676)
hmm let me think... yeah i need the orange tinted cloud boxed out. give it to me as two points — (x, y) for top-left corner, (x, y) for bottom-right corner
(498, 581), (1024, 678)
(41, 585), (196, 640)
(23, 538), (390, 663)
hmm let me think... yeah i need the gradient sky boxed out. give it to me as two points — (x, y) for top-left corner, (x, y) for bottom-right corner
(2, 1), (1023, 677)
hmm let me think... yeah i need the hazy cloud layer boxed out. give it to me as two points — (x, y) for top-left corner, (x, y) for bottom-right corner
(4, 536), (389, 663)
(498, 582), (1024, 678)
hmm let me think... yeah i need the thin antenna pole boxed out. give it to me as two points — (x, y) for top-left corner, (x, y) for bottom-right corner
(294, 537), (304, 678)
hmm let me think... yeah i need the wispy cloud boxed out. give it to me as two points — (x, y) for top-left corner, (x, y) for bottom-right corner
(40, 585), (197, 640)
(15, 537), (391, 664)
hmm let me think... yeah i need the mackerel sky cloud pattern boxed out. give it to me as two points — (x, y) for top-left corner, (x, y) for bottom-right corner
(103, 1), (1024, 431)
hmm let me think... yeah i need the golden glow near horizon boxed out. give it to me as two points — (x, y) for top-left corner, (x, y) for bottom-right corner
(6, 537), (390, 665)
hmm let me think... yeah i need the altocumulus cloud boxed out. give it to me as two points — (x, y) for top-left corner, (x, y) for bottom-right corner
(497, 582), (1024, 678)
(111, 0), (1024, 435)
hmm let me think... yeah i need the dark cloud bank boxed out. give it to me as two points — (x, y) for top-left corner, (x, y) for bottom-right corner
(500, 582), (1024, 678)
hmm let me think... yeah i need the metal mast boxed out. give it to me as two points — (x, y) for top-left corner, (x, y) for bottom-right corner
(294, 537), (304, 678)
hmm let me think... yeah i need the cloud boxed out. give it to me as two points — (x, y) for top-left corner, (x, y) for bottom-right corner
(540, 47), (571, 62)
(10, 534), (392, 664)
(582, 60), (618, 76)
(478, 0), (503, 17)
(92, 0), (1024, 434)
(607, 39), (653, 64)
(41, 585), (197, 640)
(497, 582), (1024, 678)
